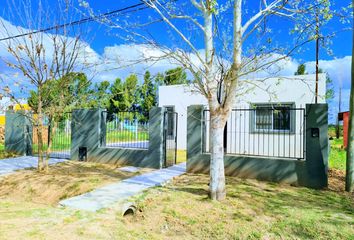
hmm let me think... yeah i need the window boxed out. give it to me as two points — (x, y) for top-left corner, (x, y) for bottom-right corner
(253, 104), (294, 132)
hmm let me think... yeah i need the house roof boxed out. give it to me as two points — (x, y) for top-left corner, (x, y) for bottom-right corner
(338, 111), (350, 121)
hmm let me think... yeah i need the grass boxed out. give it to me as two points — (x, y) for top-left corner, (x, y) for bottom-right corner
(106, 130), (149, 143)
(0, 173), (352, 239)
(329, 137), (346, 171)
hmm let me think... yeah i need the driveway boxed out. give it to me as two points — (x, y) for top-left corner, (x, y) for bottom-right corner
(0, 156), (66, 176)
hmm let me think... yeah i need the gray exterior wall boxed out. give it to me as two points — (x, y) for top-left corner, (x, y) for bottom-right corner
(187, 104), (328, 189)
(71, 108), (165, 168)
(5, 111), (32, 156)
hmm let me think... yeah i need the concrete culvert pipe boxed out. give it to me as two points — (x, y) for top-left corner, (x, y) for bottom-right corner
(121, 202), (137, 217)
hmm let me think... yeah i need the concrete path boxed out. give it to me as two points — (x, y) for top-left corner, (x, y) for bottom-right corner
(59, 162), (186, 212)
(0, 156), (66, 176)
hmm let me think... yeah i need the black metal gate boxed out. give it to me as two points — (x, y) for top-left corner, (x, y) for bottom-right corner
(163, 111), (178, 168)
(31, 113), (72, 159)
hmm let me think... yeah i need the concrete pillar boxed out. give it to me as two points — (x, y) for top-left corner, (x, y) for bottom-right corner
(187, 105), (207, 172)
(148, 107), (165, 168)
(70, 108), (165, 168)
(5, 111), (32, 156)
(71, 109), (102, 161)
(305, 104), (328, 188)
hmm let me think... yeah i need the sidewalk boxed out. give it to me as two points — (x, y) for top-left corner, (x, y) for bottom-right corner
(59, 162), (186, 211)
(0, 156), (66, 176)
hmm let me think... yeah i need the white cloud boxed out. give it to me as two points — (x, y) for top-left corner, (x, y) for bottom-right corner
(0, 16), (351, 123)
(0, 16), (102, 96)
(93, 44), (181, 83)
(244, 54), (300, 79)
(305, 56), (352, 122)
(305, 57), (352, 89)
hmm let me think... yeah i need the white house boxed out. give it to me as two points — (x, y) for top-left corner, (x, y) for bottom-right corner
(159, 74), (327, 158)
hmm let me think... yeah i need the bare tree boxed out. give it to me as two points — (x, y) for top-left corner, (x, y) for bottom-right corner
(0, 0), (93, 172)
(83, 0), (332, 200)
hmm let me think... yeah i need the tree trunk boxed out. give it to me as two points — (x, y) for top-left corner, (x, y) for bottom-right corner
(346, 7), (354, 191)
(209, 110), (227, 200)
(45, 119), (55, 173)
(37, 88), (44, 172)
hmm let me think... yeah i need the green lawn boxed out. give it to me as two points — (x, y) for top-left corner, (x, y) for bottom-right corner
(106, 130), (149, 143)
(329, 137), (346, 171)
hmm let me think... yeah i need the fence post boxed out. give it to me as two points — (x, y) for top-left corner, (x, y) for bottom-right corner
(187, 105), (205, 172)
(71, 108), (103, 161)
(147, 107), (165, 168)
(304, 104), (328, 188)
(5, 111), (32, 156)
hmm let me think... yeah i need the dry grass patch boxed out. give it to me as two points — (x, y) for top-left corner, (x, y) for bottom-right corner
(0, 150), (18, 159)
(0, 161), (151, 205)
(0, 170), (353, 239)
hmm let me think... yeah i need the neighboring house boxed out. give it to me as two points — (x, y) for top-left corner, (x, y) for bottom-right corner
(0, 97), (29, 125)
(159, 74), (327, 154)
(338, 111), (349, 149)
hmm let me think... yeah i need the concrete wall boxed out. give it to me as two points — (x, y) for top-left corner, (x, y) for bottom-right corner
(71, 108), (165, 169)
(159, 74), (327, 150)
(5, 111), (32, 155)
(187, 104), (328, 189)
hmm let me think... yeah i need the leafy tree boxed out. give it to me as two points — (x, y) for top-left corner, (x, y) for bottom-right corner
(0, 0), (90, 172)
(163, 67), (188, 85)
(139, 71), (157, 121)
(295, 64), (307, 75)
(155, 72), (165, 86)
(28, 72), (92, 115)
(124, 74), (139, 110)
(91, 81), (111, 109)
(108, 78), (125, 114)
(318, 69), (334, 101)
(27, 72), (92, 170)
(108, 74), (139, 114)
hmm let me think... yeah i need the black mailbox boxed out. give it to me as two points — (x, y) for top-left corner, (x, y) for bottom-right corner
(311, 128), (320, 138)
(79, 147), (87, 161)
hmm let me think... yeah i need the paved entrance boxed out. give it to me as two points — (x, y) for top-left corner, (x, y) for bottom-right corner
(0, 156), (66, 176)
(59, 162), (186, 211)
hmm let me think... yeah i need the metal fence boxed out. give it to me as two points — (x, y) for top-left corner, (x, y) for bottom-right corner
(163, 111), (178, 167)
(32, 113), (72, 159)
(105, 111), (149, 149)
(203, 107), (306, 159)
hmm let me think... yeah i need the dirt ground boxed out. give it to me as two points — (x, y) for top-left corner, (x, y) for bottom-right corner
(328, 168), (353, 200)
(0, 161), (151, 205)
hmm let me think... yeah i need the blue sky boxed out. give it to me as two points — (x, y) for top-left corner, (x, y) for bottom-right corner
(0, 0), (352, 122)
(0, 0), (351, 59)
